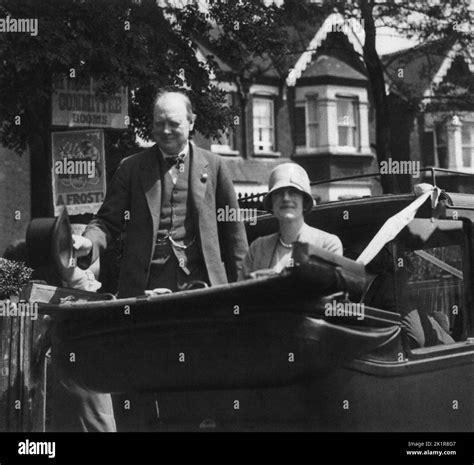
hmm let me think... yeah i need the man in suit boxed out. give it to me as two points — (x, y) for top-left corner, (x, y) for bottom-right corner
(76, 89), (248, 296)
(67, 89), (248, 431)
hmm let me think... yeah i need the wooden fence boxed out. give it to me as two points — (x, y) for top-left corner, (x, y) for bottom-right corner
(0, 298), (48, 432)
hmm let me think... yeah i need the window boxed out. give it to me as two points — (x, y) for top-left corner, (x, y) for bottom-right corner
(434, 122), (449, 168)
(253, 97), (275, 153)
(461, 122), (474, 168)
(396, 219), (467, 348)
(432, 116), (474, 169)
(295, 104), (306, 147)
(346, 218), (468, 356)
(307, 97), (320, 148)
(295, 97), (320, 148)
(336, 97), (358, 148)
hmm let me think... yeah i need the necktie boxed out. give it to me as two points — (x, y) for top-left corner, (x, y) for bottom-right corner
(164, 153), (186, 170)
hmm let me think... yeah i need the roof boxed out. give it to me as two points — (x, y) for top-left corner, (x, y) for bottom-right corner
(301, 54), (367, 81)
(287, 13), (365, 86)
(194, 12), (367, 86)
(194, 27), (284, 82)
(196, 41), (233, 74)
(382, 37), (470, 101)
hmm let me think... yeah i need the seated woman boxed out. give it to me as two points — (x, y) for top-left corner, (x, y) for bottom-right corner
(239, 163), (342, 280)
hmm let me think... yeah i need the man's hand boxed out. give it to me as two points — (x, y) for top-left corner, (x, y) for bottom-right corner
(62, 266), (102, 292)
(72, 235), (93, 257)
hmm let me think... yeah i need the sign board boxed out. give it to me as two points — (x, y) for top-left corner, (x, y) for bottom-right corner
(51, 130), (106, 216)
(52, 77), (128, 129)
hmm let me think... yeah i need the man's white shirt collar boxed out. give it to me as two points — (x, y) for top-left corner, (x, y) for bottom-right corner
(160, 142), (189, 184)
(160, 142), (189, 161)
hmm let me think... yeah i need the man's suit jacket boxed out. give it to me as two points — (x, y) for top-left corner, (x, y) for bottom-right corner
(81, 143), (249, 298)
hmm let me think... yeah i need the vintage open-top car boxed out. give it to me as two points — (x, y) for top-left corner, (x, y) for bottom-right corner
(3, 169), (474, 432)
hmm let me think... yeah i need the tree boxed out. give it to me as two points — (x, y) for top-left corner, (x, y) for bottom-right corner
(177, 0), (471, 192)
(174, 0), (334, 158)
(0, 0), (237, 217)
(0, 0), (470, 194)
(357, 0), (471, 192)
(318, 0), (471, 192)
(0, 0), (233, 155)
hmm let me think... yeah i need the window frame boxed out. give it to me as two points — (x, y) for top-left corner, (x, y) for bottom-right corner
(461, 121), (474, 168)
(252, 95), (276, 155)
(336, 95), (360, 150)
(306, 95), (320, 149)
(430, 113), (474, 171)
(295, 101), (307, 148)
(393, 218), (472, 356)
(295, 95), (320, 150)
(434, 121), (449, 169)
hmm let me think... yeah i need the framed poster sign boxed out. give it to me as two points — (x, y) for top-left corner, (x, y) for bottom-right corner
(51, 129), (106, 216)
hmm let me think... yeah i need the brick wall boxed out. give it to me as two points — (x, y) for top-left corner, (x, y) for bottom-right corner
(0, 147), (31, 256)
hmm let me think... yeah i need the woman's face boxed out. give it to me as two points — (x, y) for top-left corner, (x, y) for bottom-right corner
(272, 187), (305, 222)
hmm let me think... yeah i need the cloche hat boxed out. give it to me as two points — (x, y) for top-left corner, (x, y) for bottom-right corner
(262, 163), (315, 212)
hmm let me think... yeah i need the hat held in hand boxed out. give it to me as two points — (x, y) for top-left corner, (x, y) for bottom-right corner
(26, 206), (74, 279)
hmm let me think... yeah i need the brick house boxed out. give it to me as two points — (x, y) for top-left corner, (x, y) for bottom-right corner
(1, 12), (473, 254)
(383, 38), (474, 193)
(194, 13), (381, 203)
(194, 13), (473, 202)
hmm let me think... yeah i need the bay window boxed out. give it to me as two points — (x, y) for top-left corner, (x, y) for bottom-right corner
(431, 115), (474, 170)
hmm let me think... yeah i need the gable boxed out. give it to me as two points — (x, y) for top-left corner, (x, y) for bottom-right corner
(382, 38), (471, 102)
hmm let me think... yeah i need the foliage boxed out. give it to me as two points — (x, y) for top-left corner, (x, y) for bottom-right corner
(406, 246), (463, 281)
(175, 0), (333, 84)
(333, 0), (473, 109)
(0, 258), (33, 299)
(0, 0), (470, 161)
(0, 0), (233, 154)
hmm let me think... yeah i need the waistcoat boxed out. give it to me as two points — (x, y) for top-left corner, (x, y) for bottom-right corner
(149, 153), (203, 277)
